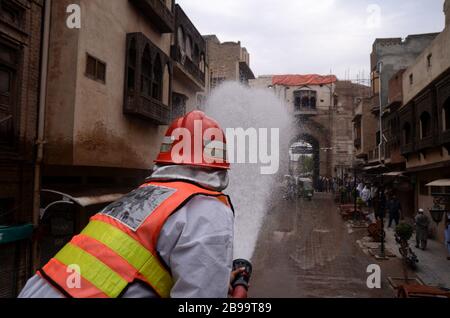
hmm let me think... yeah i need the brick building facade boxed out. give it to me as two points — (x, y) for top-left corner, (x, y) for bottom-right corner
(204, 35), (255, 89)
(0, 0), (44, 297)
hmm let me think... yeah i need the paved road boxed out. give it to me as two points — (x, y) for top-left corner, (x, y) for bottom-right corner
(249, 192), (396, 298)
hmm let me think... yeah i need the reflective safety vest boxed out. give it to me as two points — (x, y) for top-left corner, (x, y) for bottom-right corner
(38, 181), (234, 298)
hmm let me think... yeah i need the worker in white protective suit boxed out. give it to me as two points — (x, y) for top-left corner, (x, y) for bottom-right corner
(19, 111), (240, 298)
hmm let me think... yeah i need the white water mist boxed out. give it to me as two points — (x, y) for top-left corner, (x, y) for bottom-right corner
(204, 82), (294, 260)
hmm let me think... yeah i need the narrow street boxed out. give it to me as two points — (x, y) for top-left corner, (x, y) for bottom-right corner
(250, 192), (396, 298)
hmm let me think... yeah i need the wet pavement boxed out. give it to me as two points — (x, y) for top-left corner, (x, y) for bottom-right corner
(250, 192), (397, 298)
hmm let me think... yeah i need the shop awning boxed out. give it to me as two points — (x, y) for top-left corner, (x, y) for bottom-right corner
(272, 74), (337, 86)
(363, 164), (384, 171)
(383, 171), (406, 177)
(42, 188), (129, 208)
(0, 224), (33, 245)
(426, 179), (450, 187)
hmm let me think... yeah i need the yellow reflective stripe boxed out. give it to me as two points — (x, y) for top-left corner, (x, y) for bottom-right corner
(54, 243), (127, 298)
(82, 220), (173, 298)
(140, 257), (173, 298)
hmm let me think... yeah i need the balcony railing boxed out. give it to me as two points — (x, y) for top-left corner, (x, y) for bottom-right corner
(171, 45), (205, 87)
(294, 106), (318, 117)
(416, 135), (437, 151)
(125, 93), (170, 125)
(124, 33), (172, 125)
(130, 0), (174, 33)
(440, 129), (450, 145)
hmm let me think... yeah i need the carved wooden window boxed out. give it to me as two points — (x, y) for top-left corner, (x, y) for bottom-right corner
(152, 55), (162, 101)
(403, 122), (411, 145)
(0, 0), (25, 30)
(294, 90), (317, 110)
(141, 45), (152, 96)
(199, 53), (205, 73)
(127, 38), (137, 92)
(0, 41), (19, 149)
(419, 112), (431, 139)
(124, 33), (171, 125)
(444, 98), (450, 131)
(193, 44), (200, 65)
(177, 27), (185, 53)
(185, 36), (192, 59)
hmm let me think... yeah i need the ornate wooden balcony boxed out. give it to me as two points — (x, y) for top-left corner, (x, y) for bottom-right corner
(130, 0), (174, 33)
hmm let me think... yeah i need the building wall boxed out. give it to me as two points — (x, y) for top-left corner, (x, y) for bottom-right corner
(205, 36), (254, 85)
(0, 0), (44, 297)
(206, 36), (240, 83)
(334, 81), (371, 175)
(393, 2), (450, 245)
(403, 22), (450, 104)
(371, 34), (439, 108)
(361, 99), (378, 157)
(388, 69), (405, 103)
(45, 0), (172, 170)
(0, 0), (43, 223)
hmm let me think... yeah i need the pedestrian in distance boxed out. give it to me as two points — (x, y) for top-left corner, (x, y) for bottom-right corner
(387, 194), (402, 228)
(374, 189), (387, 221)
(415, 208), (430, 251)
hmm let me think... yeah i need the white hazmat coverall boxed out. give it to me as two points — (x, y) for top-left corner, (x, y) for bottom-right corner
(19, 165), (234, 298)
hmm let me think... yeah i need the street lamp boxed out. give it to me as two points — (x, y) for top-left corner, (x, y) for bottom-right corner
(429, 204), (447, 225)
(426, 181), (450, 225)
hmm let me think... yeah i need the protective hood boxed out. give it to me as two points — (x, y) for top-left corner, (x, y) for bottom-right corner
(147, 165), (229, 192)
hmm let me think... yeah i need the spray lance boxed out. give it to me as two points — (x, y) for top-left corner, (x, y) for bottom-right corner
(231, 259), (253, 298)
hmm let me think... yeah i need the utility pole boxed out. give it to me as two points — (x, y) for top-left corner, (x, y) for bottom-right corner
(377, 61), (386, 259)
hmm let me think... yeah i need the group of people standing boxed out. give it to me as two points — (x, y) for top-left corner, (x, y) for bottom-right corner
(355, 181), (449, 257)
(320, 175), (450, 260)
(316, 176), (336, 193)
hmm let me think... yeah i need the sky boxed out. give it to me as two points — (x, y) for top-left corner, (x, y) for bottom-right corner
(177, 0), (446, 82)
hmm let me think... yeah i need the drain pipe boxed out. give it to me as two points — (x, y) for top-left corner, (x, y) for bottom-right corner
(377, 61), (386, 258)
(32, 0), (52, 272)
(377, 61), (384, 165)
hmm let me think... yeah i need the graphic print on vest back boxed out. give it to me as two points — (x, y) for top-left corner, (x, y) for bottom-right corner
(100, 185), (177, 231)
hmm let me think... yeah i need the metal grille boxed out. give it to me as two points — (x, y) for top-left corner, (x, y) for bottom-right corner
(0, 241), (29, 298)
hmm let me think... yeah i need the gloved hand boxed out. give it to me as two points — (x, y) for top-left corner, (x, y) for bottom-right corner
(228, 267), (246, 296)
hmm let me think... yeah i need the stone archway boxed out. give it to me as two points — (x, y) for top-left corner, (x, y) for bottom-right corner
(294, 116), (332, 177)
(290, 134), (321, 187)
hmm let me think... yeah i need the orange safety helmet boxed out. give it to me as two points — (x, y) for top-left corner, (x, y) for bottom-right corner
(155, 111), (230, 170)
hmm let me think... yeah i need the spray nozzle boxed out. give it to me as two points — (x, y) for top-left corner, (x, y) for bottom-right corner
(232, 259), (253, 290)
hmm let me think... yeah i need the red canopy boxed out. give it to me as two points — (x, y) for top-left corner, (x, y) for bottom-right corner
(272, 74), (337, 86)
